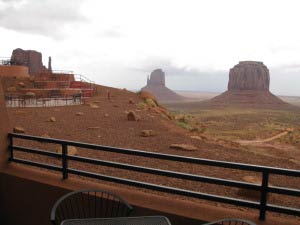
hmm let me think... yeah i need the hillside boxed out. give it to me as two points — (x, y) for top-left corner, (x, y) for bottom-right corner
(7, 84), (300, 216)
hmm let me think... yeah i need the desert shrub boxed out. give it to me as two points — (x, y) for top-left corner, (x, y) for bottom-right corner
(145, 98), (157, 107)
(137, 102), (147, 109)
(199, 126), (207, 133)
(175, 121), (193, 130)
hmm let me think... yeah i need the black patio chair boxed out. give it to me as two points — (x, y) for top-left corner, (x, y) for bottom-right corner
(50, 189), (133, 225)
(203, 218), (256, 225)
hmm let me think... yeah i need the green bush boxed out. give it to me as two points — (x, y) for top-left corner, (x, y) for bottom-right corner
(175, 121), (193, 130)
(137, 102), (147, 109)
(145, 98), (157, 107)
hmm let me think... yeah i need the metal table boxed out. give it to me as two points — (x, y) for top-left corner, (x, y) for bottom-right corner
(61, 216), (172, 225)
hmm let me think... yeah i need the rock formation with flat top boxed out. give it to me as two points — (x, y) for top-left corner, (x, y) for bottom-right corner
(204, 61), (288, 108)
(141, 69), (184, 102)
(228, 61), (270, 91)
(10, 48), (47, 75)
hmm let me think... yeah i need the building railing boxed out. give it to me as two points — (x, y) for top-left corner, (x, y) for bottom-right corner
(5, 96), (82, 107)
(7, 133), (300, 221)
(0, 57), (12, 66)
(51, 70), (74, 74)
(74, 74), (96, 86)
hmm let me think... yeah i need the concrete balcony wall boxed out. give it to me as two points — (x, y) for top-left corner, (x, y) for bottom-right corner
(0, 166), (203, 225)
(1, 164), (297, 225)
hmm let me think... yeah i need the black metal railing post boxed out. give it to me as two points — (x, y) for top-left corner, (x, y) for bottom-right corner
(62, 144), (68, 179)
(259, 170), (269, 220)
(8, 134), (13, 161)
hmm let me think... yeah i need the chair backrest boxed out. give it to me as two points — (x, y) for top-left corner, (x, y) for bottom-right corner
(204, 218), (256, 225)
(51, 189), (133, 225)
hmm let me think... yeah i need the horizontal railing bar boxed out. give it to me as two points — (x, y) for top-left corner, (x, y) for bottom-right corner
(67, 168), (260, 209)
(11, 158), (62, 172)
(68, 155), (261, 190)
(266, 204), (300, 216)
(10, 156), (300, 217)
(8, 133), (300, 177)
(13, 146), (61, 158)
(268, 186), (300, 197)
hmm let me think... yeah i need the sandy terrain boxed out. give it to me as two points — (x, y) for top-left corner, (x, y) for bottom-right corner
(7, 86), (300, 219)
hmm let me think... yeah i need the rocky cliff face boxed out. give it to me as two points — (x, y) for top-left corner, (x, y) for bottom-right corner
(228, 61), (270, 91)
(11, 48), (47, 75)
(142, 69), (184, 102)
(204, 61), (288, 108)
(147, 69), (165, 86)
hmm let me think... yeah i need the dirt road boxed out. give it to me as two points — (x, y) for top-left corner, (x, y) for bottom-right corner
(237, 131), (290, 145)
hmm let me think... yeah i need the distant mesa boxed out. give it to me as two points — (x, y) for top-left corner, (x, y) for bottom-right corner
(205, 61), (288, 108)
(141, 69), (184, 102)
(228, 61), (269, 91)
(11, 48), (49, 75)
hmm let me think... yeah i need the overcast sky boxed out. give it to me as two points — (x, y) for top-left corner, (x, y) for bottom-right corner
(1, 0), (300, 96)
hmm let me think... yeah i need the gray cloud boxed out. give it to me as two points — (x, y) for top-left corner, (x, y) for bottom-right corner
(271, 64), (300, 73)
(130, 57), (227, 77)
(129, 58), (173, 73)
(163, 65), (228, 92)
(269, 65), (300, 96)
(130, 58), (228, 92)
(96, 29), (124, 38)
(0, 0), (86, 39)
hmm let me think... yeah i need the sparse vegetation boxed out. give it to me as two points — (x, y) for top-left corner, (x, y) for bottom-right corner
(279, 131), (300, 146)
(181, 108), (300, 142)
(137, 101), (147, 109)
(175, 120), (193, 130)
(145, 98), (157, 107)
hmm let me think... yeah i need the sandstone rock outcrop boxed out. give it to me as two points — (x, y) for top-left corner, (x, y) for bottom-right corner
(205, 61), (288, 108)
(170, 144), (198, 151)
(48, 117), (56, 122)
(228, 61), (270, 91)
(89, 104), (99, 109)
(127, 111), (138, 121)
(147, 69), (165, 86)
(13, 126), (25, 133)
(141, 69), (184, 102)
(48, 56), (52, 73)
(11, 48), (48, 75)
(140, 130), (156, 137)
(76, 112), (84, 116)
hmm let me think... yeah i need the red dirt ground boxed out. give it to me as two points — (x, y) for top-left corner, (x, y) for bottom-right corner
(7, 85), (300, 222)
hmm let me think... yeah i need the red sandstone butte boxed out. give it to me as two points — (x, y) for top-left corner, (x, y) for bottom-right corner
(11, 48), (48, 75)
(206, 61), (288, 108)
(141, 69), (184, 102)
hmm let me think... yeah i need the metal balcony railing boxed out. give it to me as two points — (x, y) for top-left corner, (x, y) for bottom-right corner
(7, 133), (300, 221)
(0, 57), (12, 66)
